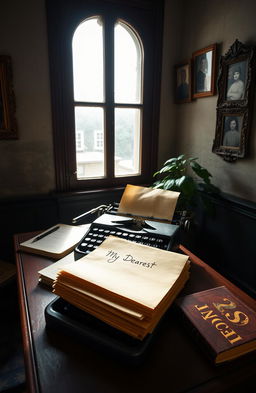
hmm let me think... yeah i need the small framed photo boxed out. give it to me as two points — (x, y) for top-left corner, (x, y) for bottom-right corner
(174, 61), (191, 103)
(192, 44), (217, 98)
(212, 110), (248, 161)
(0, 55), (18, 140)
(222, 114), (242, 149)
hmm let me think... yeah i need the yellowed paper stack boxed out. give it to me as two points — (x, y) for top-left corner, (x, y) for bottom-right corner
(38, 252), (77, 287)
(53, 236), (190, 340)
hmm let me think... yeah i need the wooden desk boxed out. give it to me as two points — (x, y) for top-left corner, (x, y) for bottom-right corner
(15, 233), (256, 393)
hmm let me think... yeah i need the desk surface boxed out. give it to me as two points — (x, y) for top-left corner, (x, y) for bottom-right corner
(15, 232), (256, 393)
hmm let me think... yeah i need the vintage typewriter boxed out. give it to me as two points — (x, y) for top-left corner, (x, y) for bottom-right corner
(73, 203), (181, 259)
(45, 202), (183, 362)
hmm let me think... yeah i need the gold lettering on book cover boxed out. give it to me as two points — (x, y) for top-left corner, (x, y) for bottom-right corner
(213, 298), (249, 326)
(194, 303), (242, 345)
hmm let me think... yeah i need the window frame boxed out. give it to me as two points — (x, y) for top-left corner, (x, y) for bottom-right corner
(46, 0), (164, 192)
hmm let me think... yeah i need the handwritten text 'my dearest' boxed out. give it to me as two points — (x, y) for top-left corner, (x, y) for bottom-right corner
(106, 250), (157, 269)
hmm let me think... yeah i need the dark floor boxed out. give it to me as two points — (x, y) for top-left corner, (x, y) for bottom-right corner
(0, 280), (26, 393)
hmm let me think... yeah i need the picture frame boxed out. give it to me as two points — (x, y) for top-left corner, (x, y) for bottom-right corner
(192, 44), (217, 98)
(0, 55), (18, 140)
(212, 109), (248, 161)
(174, 60), (192, 104)
(213, 40), (256, 161)
(225, 60), (248, 102)
(216, 39), (256, 108)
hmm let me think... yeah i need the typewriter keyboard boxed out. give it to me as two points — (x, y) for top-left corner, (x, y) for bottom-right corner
(75, 224), (171, 256)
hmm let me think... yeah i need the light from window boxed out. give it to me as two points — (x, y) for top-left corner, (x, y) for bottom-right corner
(115, 108), (141, 176)
(72, 17), (104, 102)
(114, 21), (142, 104)
(114, 21), (142, 176)
(72, 17), (143, 180)
(74, 106), (105, 179)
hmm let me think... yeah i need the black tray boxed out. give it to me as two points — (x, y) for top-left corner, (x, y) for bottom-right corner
(45, 297), (158, 364)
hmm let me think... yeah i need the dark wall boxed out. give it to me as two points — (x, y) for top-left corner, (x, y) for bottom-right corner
(0, 189), (123, 263)
(192, 193), (256, 299)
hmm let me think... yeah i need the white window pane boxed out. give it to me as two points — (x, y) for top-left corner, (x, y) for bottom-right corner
(114, 108), (141, 176)
(114, 21), (142, 104)
(72, 17), (104, 102)
(75, 107), (105, 179)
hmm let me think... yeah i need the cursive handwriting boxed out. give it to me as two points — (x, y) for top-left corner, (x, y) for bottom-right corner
(106, 250), (157, 268)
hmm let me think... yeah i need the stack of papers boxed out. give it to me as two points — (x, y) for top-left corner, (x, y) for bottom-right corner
(38, 252), (77, 287)
(53, 236), (190, 340)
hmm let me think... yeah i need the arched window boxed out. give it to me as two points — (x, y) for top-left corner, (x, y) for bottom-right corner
(46, 0), (164, 192)
(72, 17), (143, 180)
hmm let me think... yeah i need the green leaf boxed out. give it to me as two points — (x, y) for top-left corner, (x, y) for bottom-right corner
(164, 157), (178, 165)
(163, 179), (176, 189)
(174, 176), (186, 188)
(158, 164), (177, 174)
(191, 161), (212, 184)
(152, 181), (164, 189)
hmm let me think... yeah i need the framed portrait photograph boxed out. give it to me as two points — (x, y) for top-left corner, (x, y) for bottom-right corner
(222, 114), (242, 149)
(217, 39), (256, 107)
(226, 60), (248, 101)
(174, 61), (191, 104)
(192, 43), (216, 98)
(0, 55), (18, 140)
(213, 40), (256, 161)
(212, 110), (248, 161)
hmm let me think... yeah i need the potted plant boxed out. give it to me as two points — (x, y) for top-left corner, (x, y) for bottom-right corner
(152, 154), (219, 227)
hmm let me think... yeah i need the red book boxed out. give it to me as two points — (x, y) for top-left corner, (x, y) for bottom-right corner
(175, 286), (256, 364)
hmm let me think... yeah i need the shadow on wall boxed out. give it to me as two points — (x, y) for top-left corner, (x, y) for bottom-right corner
(224, 170), (256, 203)
(193, 191), (256, 299)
